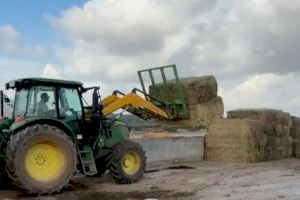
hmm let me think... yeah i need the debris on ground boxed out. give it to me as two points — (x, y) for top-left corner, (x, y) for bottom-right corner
(1, 159), (300, 200)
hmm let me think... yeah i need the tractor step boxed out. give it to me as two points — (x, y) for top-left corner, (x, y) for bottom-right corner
(78, 146), (98, 176)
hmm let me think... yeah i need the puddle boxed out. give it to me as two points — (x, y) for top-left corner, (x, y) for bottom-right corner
(168, 165), (195, 170)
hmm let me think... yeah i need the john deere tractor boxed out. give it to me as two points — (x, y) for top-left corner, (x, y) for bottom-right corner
(0, 78), (146, 194)
(0, 64), (189, 195)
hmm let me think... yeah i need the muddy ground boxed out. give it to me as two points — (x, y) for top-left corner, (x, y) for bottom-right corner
(1, 159), (300, 200)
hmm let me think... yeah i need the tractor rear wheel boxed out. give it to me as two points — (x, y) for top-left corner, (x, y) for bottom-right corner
(109, 140), (146, 184)
(6, 124), (77, 194)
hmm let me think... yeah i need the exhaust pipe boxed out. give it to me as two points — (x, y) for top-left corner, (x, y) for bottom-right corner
(0, 90), (3, 117)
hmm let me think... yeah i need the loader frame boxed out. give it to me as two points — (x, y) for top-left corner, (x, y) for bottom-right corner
(137, 64), (189, 118)
(102, 65), (189, 120)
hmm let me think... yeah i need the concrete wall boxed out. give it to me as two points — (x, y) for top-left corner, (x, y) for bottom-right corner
(132, 130), (206, 169)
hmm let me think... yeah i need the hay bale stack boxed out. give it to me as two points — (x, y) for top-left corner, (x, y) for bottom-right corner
(290, 116), (300, 157)
(205, 119), (266, 163)
(227, 109), (292, 127)
(185, 96), (224, 126)
(159, 96), (224, 129)
(227, 109), (293, 161)
(149, 76), (224, 128)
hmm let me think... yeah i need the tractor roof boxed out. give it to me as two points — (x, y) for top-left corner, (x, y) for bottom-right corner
(6, 78), (83, 90)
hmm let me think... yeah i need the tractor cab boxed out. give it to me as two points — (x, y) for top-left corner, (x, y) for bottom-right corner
(7, 78), (84, 120)
(6, 78), (127, 146)
(6, 78), (100, 137)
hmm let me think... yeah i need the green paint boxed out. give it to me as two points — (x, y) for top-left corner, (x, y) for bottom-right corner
(0, 118), (14, 159)
(103, 120), (127, 148)
(137, 64), (189, 119)
(10, 117), (78, 143)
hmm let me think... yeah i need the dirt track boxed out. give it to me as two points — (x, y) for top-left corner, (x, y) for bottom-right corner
(1, 159), (300, 200)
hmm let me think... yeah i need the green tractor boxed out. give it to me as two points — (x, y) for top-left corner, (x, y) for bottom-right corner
(0, 78), (146, 194)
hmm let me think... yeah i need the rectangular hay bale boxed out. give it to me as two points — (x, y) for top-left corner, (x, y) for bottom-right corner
(290, 116), (300, 157)
(205, 119), (265, 163)
(205, 148), (259, 163)
(227, 109), (293, 160)
(149, 76), (218, 105)
(227, 109), (292, 127)
(158, 96), (224, 129)
(294, 136), (300, 158)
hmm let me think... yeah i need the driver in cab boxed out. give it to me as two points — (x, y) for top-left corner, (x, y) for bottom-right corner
(37, 93), (50, 116)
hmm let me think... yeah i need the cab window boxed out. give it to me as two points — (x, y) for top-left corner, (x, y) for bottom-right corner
(28, 86), (56, 117)
(14, 89), (29, 117)
(59, 88), (82, 119)
(14, 86), (57, 117)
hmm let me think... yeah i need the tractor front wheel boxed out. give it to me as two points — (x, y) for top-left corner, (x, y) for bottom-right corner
(109, 140), (146, 184)
(6, 124), (77, 194)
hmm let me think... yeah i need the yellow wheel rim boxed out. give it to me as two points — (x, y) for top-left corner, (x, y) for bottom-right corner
(25, 141), (67, 183)
(122, 151), (141, 176)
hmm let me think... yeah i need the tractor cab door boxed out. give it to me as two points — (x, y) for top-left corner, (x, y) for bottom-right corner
(58, 88), (84, 137)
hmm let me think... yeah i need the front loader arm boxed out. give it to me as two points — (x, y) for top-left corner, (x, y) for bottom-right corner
(102, 93), (171, 120)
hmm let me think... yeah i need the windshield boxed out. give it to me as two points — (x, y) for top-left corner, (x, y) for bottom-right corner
(14, 86), (57, 118)
(14, 88), (29, 117)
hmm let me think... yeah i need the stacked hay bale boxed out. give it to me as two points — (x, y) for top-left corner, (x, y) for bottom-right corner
(227, 109), (293, 161)
(206, 109), (293, 163)
(149, 76), (224, 128)
(206, 119), (265, 163)
(290, 116), (300, 157)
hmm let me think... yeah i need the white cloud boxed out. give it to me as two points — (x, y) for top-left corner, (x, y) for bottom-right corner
(45, 0), (219, 83)
(220, 73), (300, 116)
(0, 24), (46, 56)
(0, 58), (43, 89)
(0, 24), (19, 51)
(41, 63), (140, 97)
(42, 64), (68, 79)
(44, 0), (300, 116)
(47, 0), (170, 54)
(47, 0), (300, 81)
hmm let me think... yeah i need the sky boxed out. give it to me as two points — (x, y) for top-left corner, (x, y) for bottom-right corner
(0, 0), (299, 116)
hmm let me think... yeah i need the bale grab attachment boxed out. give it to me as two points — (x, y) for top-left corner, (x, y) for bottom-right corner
(102, 65), (189, 120)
